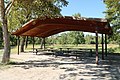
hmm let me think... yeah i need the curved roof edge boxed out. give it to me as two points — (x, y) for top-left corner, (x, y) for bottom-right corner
(12, 16), (112, 38)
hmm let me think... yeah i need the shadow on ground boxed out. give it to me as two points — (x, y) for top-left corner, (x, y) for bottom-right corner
(9, 53), (120, 80)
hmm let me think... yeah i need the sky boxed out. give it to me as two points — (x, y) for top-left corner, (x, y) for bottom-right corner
(60, 0), (106, 35)
(61, 0), (106, 18)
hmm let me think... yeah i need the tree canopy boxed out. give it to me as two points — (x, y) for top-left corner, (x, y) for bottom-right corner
(104, 0), (120, 45)
(8, 0), (68, 32)
(0, 0), (68, 63)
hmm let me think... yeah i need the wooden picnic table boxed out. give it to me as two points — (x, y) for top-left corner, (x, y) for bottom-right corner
(54, 48), (93, 59)
(35, 47), (93, 58)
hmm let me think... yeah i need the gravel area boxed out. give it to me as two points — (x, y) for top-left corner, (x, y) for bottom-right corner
(0, 52), (120, 80)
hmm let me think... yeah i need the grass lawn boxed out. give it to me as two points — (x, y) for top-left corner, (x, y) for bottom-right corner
(0, 44), (120, 55)
(12, 44), (120, 53)
(0, 51), (3, 55)
(0, 44), (120, 67)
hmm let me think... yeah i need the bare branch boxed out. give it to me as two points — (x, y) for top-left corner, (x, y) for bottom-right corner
(5, 1), (12, 12)
(5, 0), (15, 15)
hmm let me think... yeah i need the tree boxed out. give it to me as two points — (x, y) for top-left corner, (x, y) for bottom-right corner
(72, 13), (81, 19)
(10, 0), (68, 52)
(53, 31), (85, 45)
(59, 33), (68, 45)
(68, 31), (85, 45)
(104, 0), (120, 45)
(70, 13), (85, 45)
(0, 26), (3, 47)
(0, 0), (14, 63)
(85, 34), (95, 44)
(0, 0), (68, 63)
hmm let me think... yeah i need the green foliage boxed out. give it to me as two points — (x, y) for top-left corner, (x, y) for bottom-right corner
(46, 32), (109, 45)
(84, 35), (95, 44)
(10, 35), (17, 46)
(6, 0), (68, 47)
(14, 0), (68, 18)
(104, 0), (120, 45)
(108, 48), (115, 53)
(72, 13), (81, 19)
(7, 0), (68, 32)
(68, 31), (85, 45)
(58, 33), (68, 44)
(46, 31), (85, 45)
(46, 36), (56, 44)
(84, 34), (102, 44)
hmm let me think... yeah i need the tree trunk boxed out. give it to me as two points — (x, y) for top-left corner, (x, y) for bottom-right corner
(40, 38), (43, 49)
(0, 0), (11, 63)
(25, 36), (28, 48)
(0, 27), (3, 47)
(20, 37), (25, 52)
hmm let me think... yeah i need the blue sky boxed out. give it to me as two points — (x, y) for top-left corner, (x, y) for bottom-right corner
(61, 0), (106, 18)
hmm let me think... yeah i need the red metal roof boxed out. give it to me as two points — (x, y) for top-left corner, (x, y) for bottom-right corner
(12, 16), (112, 38)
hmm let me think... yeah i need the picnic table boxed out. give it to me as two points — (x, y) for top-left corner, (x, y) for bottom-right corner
(54, 48), (93, 59)
(35, 47), (93, 59)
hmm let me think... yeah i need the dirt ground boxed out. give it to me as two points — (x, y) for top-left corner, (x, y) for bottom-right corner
(0, 51), (120, 80)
